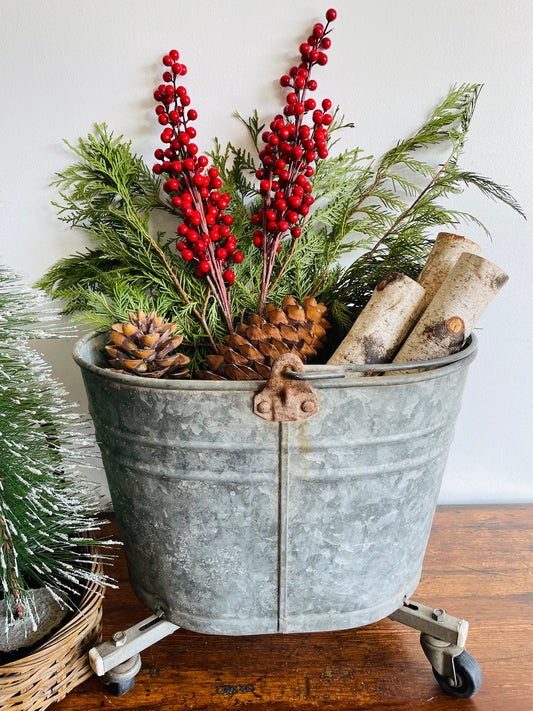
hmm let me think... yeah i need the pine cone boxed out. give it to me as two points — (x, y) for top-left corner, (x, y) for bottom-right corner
(197, 296), (330, 380)
(105, 310), (190, 379)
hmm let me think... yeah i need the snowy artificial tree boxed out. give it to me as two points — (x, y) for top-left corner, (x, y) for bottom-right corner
(0, 264), (109, 654)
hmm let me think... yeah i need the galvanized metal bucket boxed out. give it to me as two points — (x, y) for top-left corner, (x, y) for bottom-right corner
(74, 332), (477, 636)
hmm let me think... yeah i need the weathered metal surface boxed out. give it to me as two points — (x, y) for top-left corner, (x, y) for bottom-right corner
(254, 353), (319, 422)
(74, 332), (476, 636)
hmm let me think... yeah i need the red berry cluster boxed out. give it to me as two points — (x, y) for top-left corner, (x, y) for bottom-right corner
(152, 50), (241, 289)
(252, 9), (336, 254)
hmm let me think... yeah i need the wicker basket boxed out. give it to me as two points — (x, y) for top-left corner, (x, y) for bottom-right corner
(0, 559), (104, 711)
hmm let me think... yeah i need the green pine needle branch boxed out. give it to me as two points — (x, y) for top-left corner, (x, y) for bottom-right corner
(39, 84), (524, 370)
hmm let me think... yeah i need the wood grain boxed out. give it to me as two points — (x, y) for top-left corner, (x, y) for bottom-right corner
(53, 505), (533, 710)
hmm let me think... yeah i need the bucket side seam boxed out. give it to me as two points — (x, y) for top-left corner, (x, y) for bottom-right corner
(277, 422), (290, 633)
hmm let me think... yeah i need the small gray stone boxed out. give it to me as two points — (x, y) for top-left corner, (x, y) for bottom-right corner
(0, 589), (68, 653)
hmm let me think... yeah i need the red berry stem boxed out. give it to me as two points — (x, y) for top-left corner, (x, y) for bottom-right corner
(152, 50), (241, 335)
(253, 9), (337, 315)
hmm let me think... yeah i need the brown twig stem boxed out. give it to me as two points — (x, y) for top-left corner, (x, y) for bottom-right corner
(310, 264), (329, 298)
(360, 158), (450, 265)
(1, 513), (25, 619)
(144, 231), (218, 350)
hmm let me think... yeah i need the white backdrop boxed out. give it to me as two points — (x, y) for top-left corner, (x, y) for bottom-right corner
(1, 0), (532, 504)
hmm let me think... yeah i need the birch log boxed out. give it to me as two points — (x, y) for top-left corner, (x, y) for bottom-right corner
(417, 232), (482, 312)
(394, 253), (509, 363)
(328, 272), (426, 366)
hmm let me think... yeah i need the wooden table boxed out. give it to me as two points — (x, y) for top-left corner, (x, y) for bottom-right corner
(54, 505), (533, 710)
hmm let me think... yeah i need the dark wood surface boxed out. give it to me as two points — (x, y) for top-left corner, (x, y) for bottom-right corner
(54, 505), (533, 710)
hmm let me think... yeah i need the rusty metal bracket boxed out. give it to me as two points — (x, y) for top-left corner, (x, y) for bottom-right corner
(254, 353), (319, 422)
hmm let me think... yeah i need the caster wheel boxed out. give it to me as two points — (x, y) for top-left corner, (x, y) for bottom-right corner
(105, 676), (136, 697)
(103, 653), (142, 697)
(432, 650), (482, 699)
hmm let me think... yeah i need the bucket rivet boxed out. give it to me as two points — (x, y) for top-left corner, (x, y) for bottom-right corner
(257, 401), (271, 413)
(301, 400), (315, 413)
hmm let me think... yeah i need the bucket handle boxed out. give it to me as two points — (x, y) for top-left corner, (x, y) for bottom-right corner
(285, 335), (477, 380)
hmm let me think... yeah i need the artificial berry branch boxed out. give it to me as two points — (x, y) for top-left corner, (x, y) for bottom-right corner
(253, 8), (337, 316)
(152, 50), (243, 335)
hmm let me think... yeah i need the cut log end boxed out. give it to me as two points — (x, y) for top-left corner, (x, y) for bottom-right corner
(395, 253), (508, 363)
(446, 316), (465, 336)
(375, 271), (407, 291)
(420, 317), (465, 353)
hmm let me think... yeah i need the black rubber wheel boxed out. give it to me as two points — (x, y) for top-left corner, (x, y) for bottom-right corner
(432, 650), (482, 699)
(105, 677), (136, 696)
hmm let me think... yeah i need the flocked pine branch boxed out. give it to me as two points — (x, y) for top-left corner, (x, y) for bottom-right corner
(0, 265), (114, 624)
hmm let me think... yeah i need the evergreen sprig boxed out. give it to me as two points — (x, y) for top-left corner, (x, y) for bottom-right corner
(321, 84), (524, 316)
(39, 84), (524, 370)
(40, 125), (239, 360)
(0, 266), (113, 625)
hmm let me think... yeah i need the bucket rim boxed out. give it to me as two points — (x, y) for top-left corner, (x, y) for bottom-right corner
(73, 331), (477, 391)
(288, 333), (477, 380)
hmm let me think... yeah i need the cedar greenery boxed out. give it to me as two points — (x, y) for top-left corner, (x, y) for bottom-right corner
(0, 265), (112, 624)
(38, 83), (524, 370)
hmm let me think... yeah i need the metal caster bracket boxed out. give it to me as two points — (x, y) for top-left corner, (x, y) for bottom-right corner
(89, 599), (480, 698)
(89, 612), (179, 680)
(389, 597), (469, 687)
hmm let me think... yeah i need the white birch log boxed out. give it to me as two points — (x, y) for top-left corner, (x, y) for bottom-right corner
(394, 253), (509, 363)
(328, 272), (426, 366)
(417, 232), (482, 312)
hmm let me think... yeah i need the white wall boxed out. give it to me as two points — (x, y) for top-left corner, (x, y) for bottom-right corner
(1, 0), (532, 504)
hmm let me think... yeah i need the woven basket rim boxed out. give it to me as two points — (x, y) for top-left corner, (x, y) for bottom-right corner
(0, 555), (104, 672)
